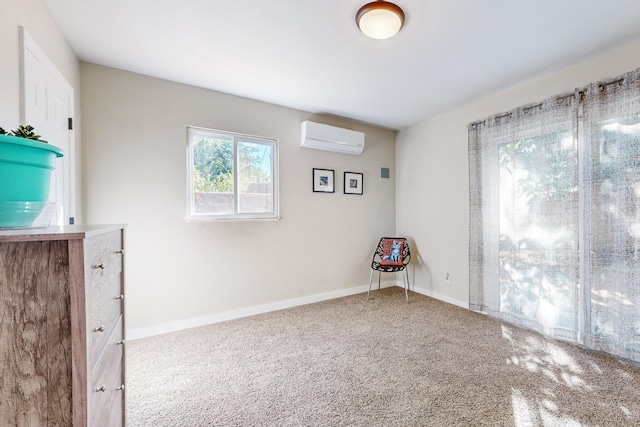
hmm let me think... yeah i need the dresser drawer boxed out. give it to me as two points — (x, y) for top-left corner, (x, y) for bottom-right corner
(90, 315), (125, 427)
(86, 230), (124, 365)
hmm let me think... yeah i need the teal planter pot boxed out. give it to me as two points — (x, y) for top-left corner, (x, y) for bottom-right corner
(0, 133), (64, 228)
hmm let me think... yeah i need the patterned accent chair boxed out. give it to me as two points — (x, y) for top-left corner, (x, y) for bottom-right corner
(367, 237), (411, 302)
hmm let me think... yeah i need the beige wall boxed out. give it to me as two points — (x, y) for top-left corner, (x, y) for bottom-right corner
(80, 63), (397, 337)
(0, 0), (82, 220)
(396, 40), (640, 307)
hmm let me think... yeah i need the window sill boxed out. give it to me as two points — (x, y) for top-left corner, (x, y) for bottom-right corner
(186, 215), (280, 222)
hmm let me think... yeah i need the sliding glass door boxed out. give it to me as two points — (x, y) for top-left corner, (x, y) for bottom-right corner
(498, 129), (578, 337)
(470, 95), (579, 341)
(470, 68), (640, 363)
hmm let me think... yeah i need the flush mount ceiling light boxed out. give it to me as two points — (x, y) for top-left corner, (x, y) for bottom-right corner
(356, 1), (405, 40)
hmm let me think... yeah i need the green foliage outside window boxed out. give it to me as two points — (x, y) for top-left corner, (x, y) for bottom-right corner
(499, 130), (577, 204)
(192, 136), (272, 194)
(192, 137), (233, 193)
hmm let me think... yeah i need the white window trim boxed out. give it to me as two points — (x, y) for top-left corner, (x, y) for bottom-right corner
(186, 126), (279, 221)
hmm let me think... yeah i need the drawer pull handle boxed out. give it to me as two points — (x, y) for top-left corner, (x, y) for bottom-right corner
(117, 384), (125, 391)
(94, 325), (105, 333)
(94, 263), (105, 270)
(117, 249), (125, 255)
(96, 385), (106, 392)
(117, 339), (125, 345)
(115, 294), (124, 300)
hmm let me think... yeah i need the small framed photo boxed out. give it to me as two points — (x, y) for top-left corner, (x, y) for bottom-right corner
(344, 172), (363, 195)
(313, 168), (335, 193)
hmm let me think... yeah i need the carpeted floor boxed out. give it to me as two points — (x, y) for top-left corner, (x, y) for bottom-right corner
(126, 287), (640, 426)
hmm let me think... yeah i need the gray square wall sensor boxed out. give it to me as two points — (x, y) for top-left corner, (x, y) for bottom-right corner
(381, 168), (390, 179)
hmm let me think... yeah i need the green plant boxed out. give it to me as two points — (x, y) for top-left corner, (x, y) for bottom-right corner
(0, 125), (47, 143)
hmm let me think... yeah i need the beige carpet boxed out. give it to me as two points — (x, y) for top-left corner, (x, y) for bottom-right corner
(126, 287), (640, 426)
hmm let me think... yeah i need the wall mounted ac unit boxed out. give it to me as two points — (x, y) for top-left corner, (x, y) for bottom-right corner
(300, 120), (365, 155)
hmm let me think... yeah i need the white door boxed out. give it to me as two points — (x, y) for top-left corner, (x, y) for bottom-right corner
(20, 27), (75, 225)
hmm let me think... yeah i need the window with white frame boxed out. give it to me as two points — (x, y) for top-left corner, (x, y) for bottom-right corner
(187, 127), (278, 219)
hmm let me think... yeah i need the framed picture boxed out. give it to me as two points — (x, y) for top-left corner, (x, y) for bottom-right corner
(313, 168), (335, 193)
(344, 172), (363, 195)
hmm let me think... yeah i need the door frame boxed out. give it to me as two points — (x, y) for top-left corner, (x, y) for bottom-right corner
(19, 26), (76, 224)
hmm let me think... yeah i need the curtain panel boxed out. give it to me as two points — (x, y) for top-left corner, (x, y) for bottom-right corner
(469, 94), (579, 342)
(470, 67), (640, 364)
(582, 69), (640, 363)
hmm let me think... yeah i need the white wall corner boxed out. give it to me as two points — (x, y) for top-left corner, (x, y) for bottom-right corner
(399, 281), (469, 309)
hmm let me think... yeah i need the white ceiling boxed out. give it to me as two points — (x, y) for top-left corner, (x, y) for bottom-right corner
(43, 0), (640, 130)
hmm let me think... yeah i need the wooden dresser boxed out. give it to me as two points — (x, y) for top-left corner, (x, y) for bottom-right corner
(0, 225), (126, 426)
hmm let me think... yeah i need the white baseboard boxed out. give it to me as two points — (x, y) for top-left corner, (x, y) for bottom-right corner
(127, 280), (468, 340)
(127, 281), (398, 340)
(406, 282), (469, 309)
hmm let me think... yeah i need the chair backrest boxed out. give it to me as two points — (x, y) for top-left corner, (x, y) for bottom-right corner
(371, 237), (410, 271)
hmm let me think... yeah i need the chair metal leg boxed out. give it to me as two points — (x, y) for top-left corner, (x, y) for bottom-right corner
(404, 269), (409, 303)
(367, 269), (374, 300)
(368, 268), (410, 302)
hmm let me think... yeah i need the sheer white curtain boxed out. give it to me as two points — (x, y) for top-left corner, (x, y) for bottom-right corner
(469, 94), (579, 341)
(582, 69), (640, 362)
(470, 67), (640, 364)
